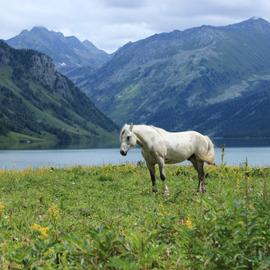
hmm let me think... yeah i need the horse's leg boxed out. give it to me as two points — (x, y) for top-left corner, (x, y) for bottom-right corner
(188, 154), (202, 192)
(197, 160), (206, 193)
(147, 162), (157, 193)
(158, 158), (169, 195)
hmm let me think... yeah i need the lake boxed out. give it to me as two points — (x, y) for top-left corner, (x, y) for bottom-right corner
(0, 147), (270, 169)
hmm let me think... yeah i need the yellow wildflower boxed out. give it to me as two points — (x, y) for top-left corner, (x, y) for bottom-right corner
(48, 204), (60, 219)
(182, 217), (193, 229)
(0, 203), (5, 216)
(31, 223), (49, 239)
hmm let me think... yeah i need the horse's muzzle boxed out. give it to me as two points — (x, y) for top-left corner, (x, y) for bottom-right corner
(120, 150), (127, 156)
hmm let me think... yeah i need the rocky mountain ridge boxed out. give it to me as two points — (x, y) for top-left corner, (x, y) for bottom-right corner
(6, 26), (111, 74)
(82, 17), (270, 137)
(0, 41), (117, 148)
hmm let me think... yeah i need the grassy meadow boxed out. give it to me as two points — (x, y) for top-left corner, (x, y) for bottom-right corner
(0, 164), (270, 269)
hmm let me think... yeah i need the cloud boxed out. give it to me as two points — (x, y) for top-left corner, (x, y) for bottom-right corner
(101, 0), (146, 8)
(1, 0), (270, 52)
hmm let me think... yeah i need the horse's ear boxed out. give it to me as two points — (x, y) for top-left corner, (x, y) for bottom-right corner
(130, 123), (133, 131)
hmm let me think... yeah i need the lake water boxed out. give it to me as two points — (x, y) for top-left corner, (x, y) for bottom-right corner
(0, 147), (270, 169)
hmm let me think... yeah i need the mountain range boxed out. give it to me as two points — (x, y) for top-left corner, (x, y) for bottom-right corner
(6, 26), (111, 74)
(4, 18), (270, 139)
(82, 17), (270, 137)
(0, 41), (117, 148)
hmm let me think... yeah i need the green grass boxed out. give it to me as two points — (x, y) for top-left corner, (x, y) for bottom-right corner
(0, 164), (270, 269)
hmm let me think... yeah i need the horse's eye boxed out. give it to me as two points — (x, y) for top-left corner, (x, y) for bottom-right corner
(127, 136), (131, 141)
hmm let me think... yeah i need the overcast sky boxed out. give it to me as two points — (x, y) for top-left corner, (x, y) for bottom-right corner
(1, 0), (270, 53)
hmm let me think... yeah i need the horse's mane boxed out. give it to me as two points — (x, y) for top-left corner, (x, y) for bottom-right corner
(150, 125), (167, 136)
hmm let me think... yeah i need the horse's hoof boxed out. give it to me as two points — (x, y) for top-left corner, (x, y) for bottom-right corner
(152, 188), (158, 193)
(164, 190), (170, 196)
(197, 188), (206, 193)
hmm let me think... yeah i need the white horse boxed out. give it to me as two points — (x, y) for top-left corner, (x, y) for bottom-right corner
(120, 124), (215, 194)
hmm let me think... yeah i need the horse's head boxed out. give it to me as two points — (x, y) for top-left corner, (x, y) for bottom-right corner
(120, 123), (137, 156)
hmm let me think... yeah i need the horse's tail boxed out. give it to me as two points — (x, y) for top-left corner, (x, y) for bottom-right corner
(198, 136), (215, 165)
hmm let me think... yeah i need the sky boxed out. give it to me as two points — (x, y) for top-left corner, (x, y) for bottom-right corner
(1, 0), (270, 53)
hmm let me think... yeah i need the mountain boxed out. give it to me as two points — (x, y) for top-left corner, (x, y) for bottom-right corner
(0, 41), (118, 149)
(81, 17), (270, 138)
(6, 26), (111, 74)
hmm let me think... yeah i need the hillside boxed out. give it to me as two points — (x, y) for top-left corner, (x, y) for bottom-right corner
(6, 27), (111, 74)
(83, 17), (270, 137)
(0, 41), (118, 148)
